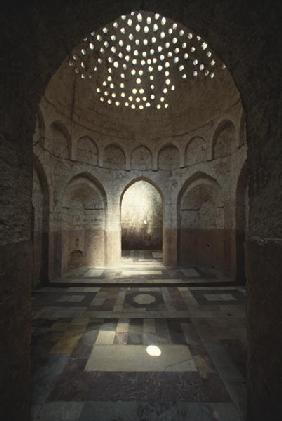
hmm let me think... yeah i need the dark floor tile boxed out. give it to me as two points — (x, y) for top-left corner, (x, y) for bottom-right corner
(127, 319), (144, 345)
(79, 401), (137, 421)
(166, 320), (187, 345)
(221, 339), (247, 378)
(49, 371), (230, 402)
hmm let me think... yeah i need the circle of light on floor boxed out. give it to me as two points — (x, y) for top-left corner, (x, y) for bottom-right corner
(146, 345), (162, 357)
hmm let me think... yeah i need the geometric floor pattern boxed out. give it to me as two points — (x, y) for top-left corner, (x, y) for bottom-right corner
(32, 283), (246, 421)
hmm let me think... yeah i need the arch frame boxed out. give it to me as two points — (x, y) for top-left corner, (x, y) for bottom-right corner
(75, 135), (99, 164)
(130, 144), (153, 171)
(184, 135), (207, 167)
(177, 171), (225, 268)
(211, 118), (236, 160)
(103, 142), (127, 169)
(120, 176), (164, 258)
(157, 142), (181, 171)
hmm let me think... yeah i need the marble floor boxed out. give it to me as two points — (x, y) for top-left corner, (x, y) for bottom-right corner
(57, 250), (233, 287)
(32, 282), (247, 420)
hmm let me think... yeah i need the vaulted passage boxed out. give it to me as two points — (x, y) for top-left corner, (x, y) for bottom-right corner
(121, 180), (163, 255)
(1, 4), (282, 421)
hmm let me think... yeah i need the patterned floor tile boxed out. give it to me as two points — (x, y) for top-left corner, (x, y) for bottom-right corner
(32, 283), (246, 420)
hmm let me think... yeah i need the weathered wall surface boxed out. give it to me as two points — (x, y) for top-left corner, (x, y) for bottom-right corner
(61, 177), (106, 271)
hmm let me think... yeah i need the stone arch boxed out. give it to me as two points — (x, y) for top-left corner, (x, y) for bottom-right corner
(158, 143), (180, 170)
(50, 120), (71, 159)
(103, 143), (126, 169)
(61, 173), (106, 273)
(131, 145), (152, 170)
(120, 177), (163, 252)
(178, 172), (225, 270)
(212, 120), (236, 159)
(76, 136), (98, 165)
(185, 136), (207, 166)
(32, 154), (50, 286)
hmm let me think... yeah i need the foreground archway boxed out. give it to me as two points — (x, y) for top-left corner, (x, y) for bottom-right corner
(1, 4), (282, 421)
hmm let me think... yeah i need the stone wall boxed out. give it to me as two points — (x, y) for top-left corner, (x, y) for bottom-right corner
(61, 176), (106, 271)
(33, 90), (246, 276)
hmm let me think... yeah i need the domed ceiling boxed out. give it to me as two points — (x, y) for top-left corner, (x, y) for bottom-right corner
(44, 10), (240, 137)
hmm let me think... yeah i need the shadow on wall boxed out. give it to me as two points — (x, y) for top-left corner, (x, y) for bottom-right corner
(178, 174), (226, 271)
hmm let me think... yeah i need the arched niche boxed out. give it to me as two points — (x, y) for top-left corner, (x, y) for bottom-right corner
(76, 136), (98, 165)
(61, 174), (106, 273)
(212, 120), (236, 159)
(178, 174), (225, 270)
(185, 136), (207, 166)
(103, 143), (126, 169)
(32, 154), (50, 287)
(50, 120), (71, 159)
(235, 162), (249, 283)
(158, 144), (180, 170)
(121, 179), (163, 253)
(131, 145), (152, 170)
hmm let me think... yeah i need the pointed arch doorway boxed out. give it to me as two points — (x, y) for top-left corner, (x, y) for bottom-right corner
(121, 179), (163, 264)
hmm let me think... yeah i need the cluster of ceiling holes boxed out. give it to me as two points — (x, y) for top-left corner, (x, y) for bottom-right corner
(69, 11), (226, 111)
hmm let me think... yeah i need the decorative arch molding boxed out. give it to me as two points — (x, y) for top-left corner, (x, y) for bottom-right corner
(63, 172), (107, 205)
(49, 120), (72, 159)
(211, 119), (236, 160)
(131, 144), (153, 170)
(185, 136), (207, 167)
(178, 171), (222, 201)
(76, 135), (99, 165)
(120, 176), (164, 204)
(158, 143), (180, 170)
(103, 142), (126, 169)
